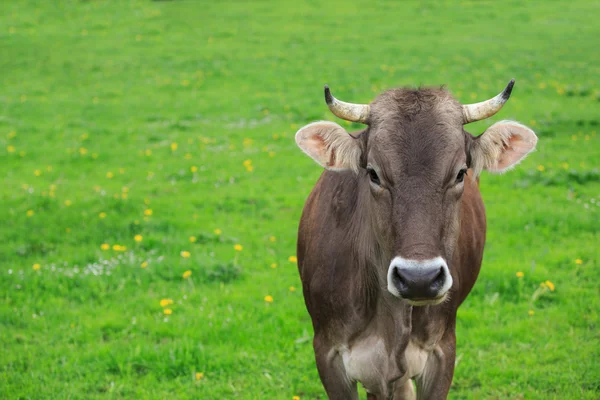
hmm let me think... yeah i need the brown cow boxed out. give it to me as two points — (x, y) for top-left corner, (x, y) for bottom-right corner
(295, 80), (537, 399)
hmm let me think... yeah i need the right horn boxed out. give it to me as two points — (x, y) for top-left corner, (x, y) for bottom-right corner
(324, 85), (370, 124)
(462, 79), (515, 124)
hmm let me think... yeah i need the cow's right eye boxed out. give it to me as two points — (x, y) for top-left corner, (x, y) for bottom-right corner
(367, 168), (380, 186)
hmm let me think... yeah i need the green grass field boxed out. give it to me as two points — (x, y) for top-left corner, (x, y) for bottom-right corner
(1, 1), (599, 398)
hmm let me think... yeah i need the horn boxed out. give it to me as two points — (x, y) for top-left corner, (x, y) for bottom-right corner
(324, 85), (370, 124)
(462, 79), (515, 124)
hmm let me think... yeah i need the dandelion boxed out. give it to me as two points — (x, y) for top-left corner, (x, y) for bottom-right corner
(264, 295), (273, 303)
(26, 210), (34, 217)
(516, 271), (524, 278)
(184, 153), (192, 159)
(181, 251), (191, 258)
(293, 397), (301, 400)
(141, 261), (148, 268)
(545, 280), (555, 291)
(64, 200), (72, 206)
(271, 263), (277, 269)
(34, 169), (42, 176)
(196, 372), (204, 380)
(144, 209), (153, 216)
(183, 270), (192, 279)
(561, 162), (569, 169)
(145, 149), (152, 156)
(7, 145), (15, 153)
(269, 236), (276, 242)
(79, 147), (88, 155)
(32, 263), (41, 271)
(100, 243), (110, 250)
(575, 259), (583, 265)
(134, 234), (143, 242)
(289, 286), (296, 292)
(190, 166), (198, 173)
(214, 228), (222, 235)
(160, 299), (173, 307)
(234, 244), (243, 252)
(536, 165), (545, 172)
(243, 159), (252, 167)
(189, 236), (197, 243)
(163, 308), (172, 315)
(99, 212), (106, 219)
(170, 142), (178, 151)
(106, 171), (114, 179)
(528, 310), (535, 316)
(288, 256), (297, 263)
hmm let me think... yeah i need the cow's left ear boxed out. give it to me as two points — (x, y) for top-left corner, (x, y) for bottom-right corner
(295, 121), (362, 172)
(470, 120), (538, 175)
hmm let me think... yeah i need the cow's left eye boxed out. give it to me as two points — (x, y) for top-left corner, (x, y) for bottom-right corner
(456, 168), (467, 183)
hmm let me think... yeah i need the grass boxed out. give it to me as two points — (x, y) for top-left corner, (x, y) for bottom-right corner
(1, 0), (599, 398)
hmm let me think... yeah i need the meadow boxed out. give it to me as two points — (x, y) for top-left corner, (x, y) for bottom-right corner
(1, 0), (599, 398)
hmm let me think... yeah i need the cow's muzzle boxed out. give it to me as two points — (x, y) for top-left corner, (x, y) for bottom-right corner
(387, 256), (453, 305)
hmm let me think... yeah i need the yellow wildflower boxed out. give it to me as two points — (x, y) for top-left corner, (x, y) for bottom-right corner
(144, 209), (153, 216)
(181, 251), (191, 258)
(293, 397), (300, 400)
(270, 263), (277, 269)
(536, 165), (545, 172)
(289, 286), (296, 292)
(100, 243), (110, 250)
(528, 310), (534, 316)
(545, 280), (555, 291)
(189, 236), (197, 243)
(190, 166), (198, 173)
(160, 298), (173, 307)
(7, 145), (15, 153)
(264, 295), (273, 303)
(134, 234), (143, 242)
(34, 169), (42, 176)
(79, 147), (88, 155)
(170, 142), (178, 151)
(269, 236), (276, 242)
(183, 270), (192, 279)
(32, 263), (41, 271)
(26, 210), (34, 217)
(99, 212), (106, 219)
(163, 308), (172, 315)
(575, 259), (583, 265)
(64, 200), (72, 206)
(106, 171), (114, 178)
(288, 256), (297, 263)
(196, 372), (204, 380)
(214, 228), (222, 235)
(145, 149), (152, 156)
(243, 159), (252, 167)
(516, 271), (524, 278)
(234, 244), (243, 252)
(141, 261), (148, 268)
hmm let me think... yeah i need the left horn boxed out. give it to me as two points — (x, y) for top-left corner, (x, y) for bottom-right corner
(324, 85), (370, 124)
(462, 79), (515, 124)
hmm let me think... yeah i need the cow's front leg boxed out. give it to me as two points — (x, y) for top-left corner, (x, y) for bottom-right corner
(313, 334), (358, 400)
(414, 330), (456, 400)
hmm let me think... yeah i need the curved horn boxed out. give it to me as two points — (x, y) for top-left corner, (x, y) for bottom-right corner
(324, 85), (370, 124)
(462, 79), (515, 124)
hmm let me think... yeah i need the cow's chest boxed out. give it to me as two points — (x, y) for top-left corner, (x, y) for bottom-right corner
(339, 333), (441, 394)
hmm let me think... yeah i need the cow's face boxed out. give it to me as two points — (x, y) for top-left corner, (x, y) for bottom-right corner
(296, 83), (537, 305)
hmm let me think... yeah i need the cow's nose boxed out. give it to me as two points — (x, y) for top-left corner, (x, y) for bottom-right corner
(387, 256), (452, 303)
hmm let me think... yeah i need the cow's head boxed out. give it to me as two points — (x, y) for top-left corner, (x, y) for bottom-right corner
(296, 80), (537, 305)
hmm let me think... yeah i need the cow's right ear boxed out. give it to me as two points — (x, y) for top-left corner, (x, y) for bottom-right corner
(295, 121), (362, 172)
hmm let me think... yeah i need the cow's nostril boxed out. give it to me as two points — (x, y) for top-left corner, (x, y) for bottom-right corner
(431, 267), (445, 291)
(394, 267), (407, 287)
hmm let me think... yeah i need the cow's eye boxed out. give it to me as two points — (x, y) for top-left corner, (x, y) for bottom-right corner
(367, 168), (380, 185)
(456, 168), (467, 183)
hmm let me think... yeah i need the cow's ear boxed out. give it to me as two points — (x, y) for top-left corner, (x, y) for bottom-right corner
(295, 121), (362, 172)
(470, 120), (538, 175)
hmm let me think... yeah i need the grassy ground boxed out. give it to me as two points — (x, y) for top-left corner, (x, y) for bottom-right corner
(1, 0), (599, 398)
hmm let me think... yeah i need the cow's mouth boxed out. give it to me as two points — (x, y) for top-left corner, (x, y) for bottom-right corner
(405, 293), (448, 306)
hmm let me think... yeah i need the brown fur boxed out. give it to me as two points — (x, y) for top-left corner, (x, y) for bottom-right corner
(297, 87), (488, 399)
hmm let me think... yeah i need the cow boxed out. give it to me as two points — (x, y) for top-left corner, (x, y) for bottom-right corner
(295, 80), (537, 400)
